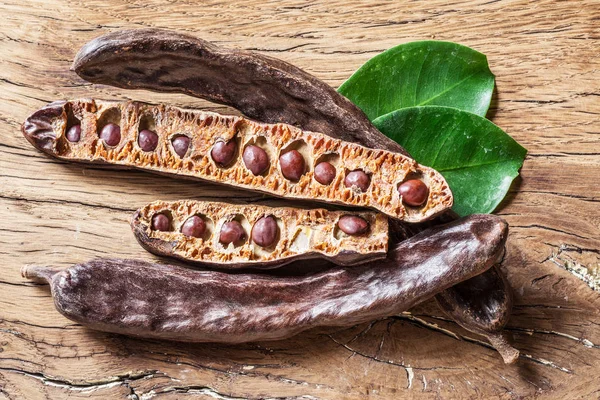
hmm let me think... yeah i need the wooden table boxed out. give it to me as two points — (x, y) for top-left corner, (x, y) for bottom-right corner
(1, 1), (599, 398)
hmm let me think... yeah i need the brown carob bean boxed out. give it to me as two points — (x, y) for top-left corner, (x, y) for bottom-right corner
(279, 150), (305, 181)
(72, 28), (409, 155)
(99, 123), (121, 146)
(338, 215), (369, 235)
(22, 100), (452, 223)
(435, 265), (519, 364)
(181, 216), (206, 238)
(132, 200), (388, 268)
(151, 213), (170, 231)
(243, 145), (269, 176)
(211, 140), (237, 166)
(399, 179), (429, 206)
(22, 214), (507, 344)
(66, 125), (81, 142)
(171, 135), (190, 158)
(251, 215), (278, 247)
(344, 170), (370, 192)
(314, 161), (336, 185)
(220, 221), (246, 245)
(138, 129), (159, 152)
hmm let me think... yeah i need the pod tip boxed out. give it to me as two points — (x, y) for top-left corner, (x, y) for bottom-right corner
(487, 332), (520, 364)
(21, 265), (60, 284)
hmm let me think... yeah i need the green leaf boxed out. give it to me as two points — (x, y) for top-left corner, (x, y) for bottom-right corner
(338, 41), (495, 118)
(373, 106), (526, 216)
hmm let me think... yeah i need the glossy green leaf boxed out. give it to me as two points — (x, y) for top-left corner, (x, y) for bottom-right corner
(373, 106), (526, 216)
(338, 41), (495, 118)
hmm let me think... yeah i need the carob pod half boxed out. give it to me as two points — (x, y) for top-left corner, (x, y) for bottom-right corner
(22, 99), (452, 223)
(132, 200), (389, 268)
(71, 29), (517, 361)
(71, 28), (408, 155)
(22, 214), (507, 344)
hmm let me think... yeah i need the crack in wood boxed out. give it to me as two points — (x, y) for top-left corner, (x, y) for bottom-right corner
(543, 244), (600, 291)
(326, 332), (461, 373)
(0, 367), (159, 392)
(132, 385), (254, 400)
(505, 326), (597, 348)
(392, 314), (574, 374)
(511, 224), (592, 241)
(0, 194), (136, 213)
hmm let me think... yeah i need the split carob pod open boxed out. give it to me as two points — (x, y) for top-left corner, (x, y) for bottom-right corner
(22, 99), (452, 223)
(71, 29), (517, 362)
(22, 215), (508, 344)
(131, 200), (388, 268)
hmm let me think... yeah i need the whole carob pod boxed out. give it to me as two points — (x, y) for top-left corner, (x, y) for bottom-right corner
(131, 200), (389, 268)
(71, 28), (408, 155)
(22, 215), (508, 344)
(22, 99), (452, 223)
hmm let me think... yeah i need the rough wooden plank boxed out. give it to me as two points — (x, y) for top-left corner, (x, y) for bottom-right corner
(0, 0), (599, 398)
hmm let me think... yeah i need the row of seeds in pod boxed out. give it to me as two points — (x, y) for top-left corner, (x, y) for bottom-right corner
(150, 212), (371, 248)
(65, 120), (429, 207)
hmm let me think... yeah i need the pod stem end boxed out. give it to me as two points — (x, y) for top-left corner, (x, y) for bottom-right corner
(486, 332), (520, 364)
(21, 265), (61, 284)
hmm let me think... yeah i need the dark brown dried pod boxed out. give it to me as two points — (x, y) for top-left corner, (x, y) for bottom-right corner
(22, 99), (452, 223)
(72, 28), (408, 155)
(435, 265), (519, 364)
(22, 214), (507, 344)
(131, 200), (389, 268)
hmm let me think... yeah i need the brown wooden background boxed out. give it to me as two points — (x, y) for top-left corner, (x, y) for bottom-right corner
(1, 0), (599, 398)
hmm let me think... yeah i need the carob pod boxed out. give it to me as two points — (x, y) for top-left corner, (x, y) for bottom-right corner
(21, 215), (507, 344)
(71, 28), (408, 155)
(131, 200), (389, 268)
(71, 29), (517, 361)
(396, 214), (519, 363)
(435, 265), (519, 364)
(22, 99), (453, 223)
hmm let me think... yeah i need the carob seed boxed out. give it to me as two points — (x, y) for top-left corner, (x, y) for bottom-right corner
(251, 216), (278, 247)
(66, 125), (81, 142)
(171, 135), (190, 158)
(220, 221), (246, 245)
(211, 140), (237, 166)
(181, 216), (206, 238)
(138, 129), (159, 152)
(344, 170), (370, 192)
(314, 161), (336, 185)
(243, 145), (269, 175)
(151, 213), (170, 231)
(99, 123), (121, 146)
(338, 215), (369, 235)
(399, 179), (429, 206)
(279, 150), (305, 181)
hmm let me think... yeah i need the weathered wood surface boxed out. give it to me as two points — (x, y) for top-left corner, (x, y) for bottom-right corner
(1, 0), (599, 398)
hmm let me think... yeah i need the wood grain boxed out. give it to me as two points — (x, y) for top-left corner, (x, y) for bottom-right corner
(1, 0), (599, 398)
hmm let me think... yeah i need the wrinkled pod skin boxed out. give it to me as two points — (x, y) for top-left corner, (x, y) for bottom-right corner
(22, 215), (507, 344)
(391, 215), (519, 363)
(435, 265), (519, 364)
(71, 28), (408, 156)
(72, 29), (517, 361)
